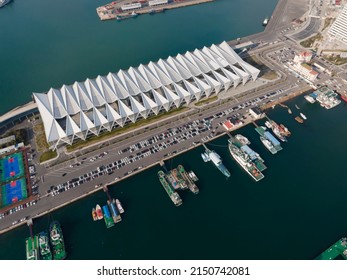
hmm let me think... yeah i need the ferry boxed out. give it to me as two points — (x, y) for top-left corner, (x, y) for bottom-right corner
(260, 136), (277, 154)
(228, 141), (264, 181)
(0, 0), (12, 8)
(230, 135), (266, 171)
(49, 221), (67, 260)
(300, 113), (307, 120)
(38, 232), (52, 260)
(115, 199), (124, 214)
(96, 204), (103, 220)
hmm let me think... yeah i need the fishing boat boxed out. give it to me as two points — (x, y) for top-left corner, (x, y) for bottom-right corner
(295, 116), (304, 123)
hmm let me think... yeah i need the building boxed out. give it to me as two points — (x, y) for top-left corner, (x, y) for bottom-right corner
(291, 63), (319, 81)
(121, 2), (142, 11)
(329, 3), (347, 44)
(249, 107), (263, 119)
(293, 51), (312, 63)
(33, 41), (260, 150)
(148, 0), (168, 7)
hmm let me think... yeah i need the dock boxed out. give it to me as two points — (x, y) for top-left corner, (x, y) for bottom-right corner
(315, 238), (347, 260)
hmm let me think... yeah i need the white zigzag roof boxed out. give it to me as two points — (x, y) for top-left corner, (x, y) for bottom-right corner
(33, 41), (260, 149)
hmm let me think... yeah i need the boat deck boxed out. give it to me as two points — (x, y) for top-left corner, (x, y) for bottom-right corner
(315, 238), (347, 260)
(26, 235), (39, 260)
(104, 216), (115, 228)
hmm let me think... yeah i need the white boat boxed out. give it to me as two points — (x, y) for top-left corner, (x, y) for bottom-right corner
(295, 104), (300, 109)
(260, 136), (277, 154)
(235, 134), (250, 145)
(304, 95), (316, 104)
(300, 113), (307, 120)
(115, 199), (124, 214)
(201, 153), (210, 162)
(265, 121), (272, 129)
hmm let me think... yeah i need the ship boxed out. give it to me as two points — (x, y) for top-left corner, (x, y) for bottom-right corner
(188, 171), (198, 182)
(300, 113), (307, 120)
(115, 199), (124, 214)
(109, 199), (122, 223)
(96, 204), (103, 220)
(38, 231), (52, 260)
(295, 116), (304, 123)
(201, 152), (210, 162)
(177, 165), (199, 194)
(158, 170), (182, 206)
(204, 147), (231, 178)
(255, 126), (282, 152)
(260, 136), (277, 154)
(262, 16), (269, 26)
(49, 221), (67, 260)
(92, 208), (97, 221)
(0, 0), (12, 8)
(25, 235), (39, 260)
(171, 168), (188, 189)
(228, 140), (264, 181)
(265, 121), (286, 142)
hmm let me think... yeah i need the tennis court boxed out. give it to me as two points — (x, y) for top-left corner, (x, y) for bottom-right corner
(0, 152), (25, 184)
(1, 178), (27, 208)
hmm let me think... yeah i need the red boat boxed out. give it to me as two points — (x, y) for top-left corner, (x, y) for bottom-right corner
(341, 94), (347, 103)
(96, 204), (103, 220)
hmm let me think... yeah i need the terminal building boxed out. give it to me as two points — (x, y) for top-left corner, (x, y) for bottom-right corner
(33, 41), (260, 150)
(328, 3), (347, 44)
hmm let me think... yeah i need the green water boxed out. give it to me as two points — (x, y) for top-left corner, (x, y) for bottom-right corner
(1, 97), (347, 260)
(0, 0), (276, 115)
(3, 0), (344, 260)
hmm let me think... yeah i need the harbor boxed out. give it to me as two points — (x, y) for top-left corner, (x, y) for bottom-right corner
(96, 0), (215, 21)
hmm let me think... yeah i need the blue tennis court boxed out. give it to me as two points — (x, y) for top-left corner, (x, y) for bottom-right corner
(0, 152), (25, 184)
(1, 178), (27, 207)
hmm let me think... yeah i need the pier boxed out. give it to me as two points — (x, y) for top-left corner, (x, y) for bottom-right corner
(97, 0), (215, 21)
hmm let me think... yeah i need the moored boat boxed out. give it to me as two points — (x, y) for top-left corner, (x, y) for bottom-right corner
(295, 116), (304, 123)
(201, 152), (209, 162)
(235, 134), (250, 145)
(92, 208), (97, 221)
(228, 140), (264, 181)
(115, 199), (124, 214)
(49, 221), (67, 260)
(96, 204), (103, 220)
(38, 231), (52, 260)
(341, 94), (347, 103)
(260, 136), (277, 154)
